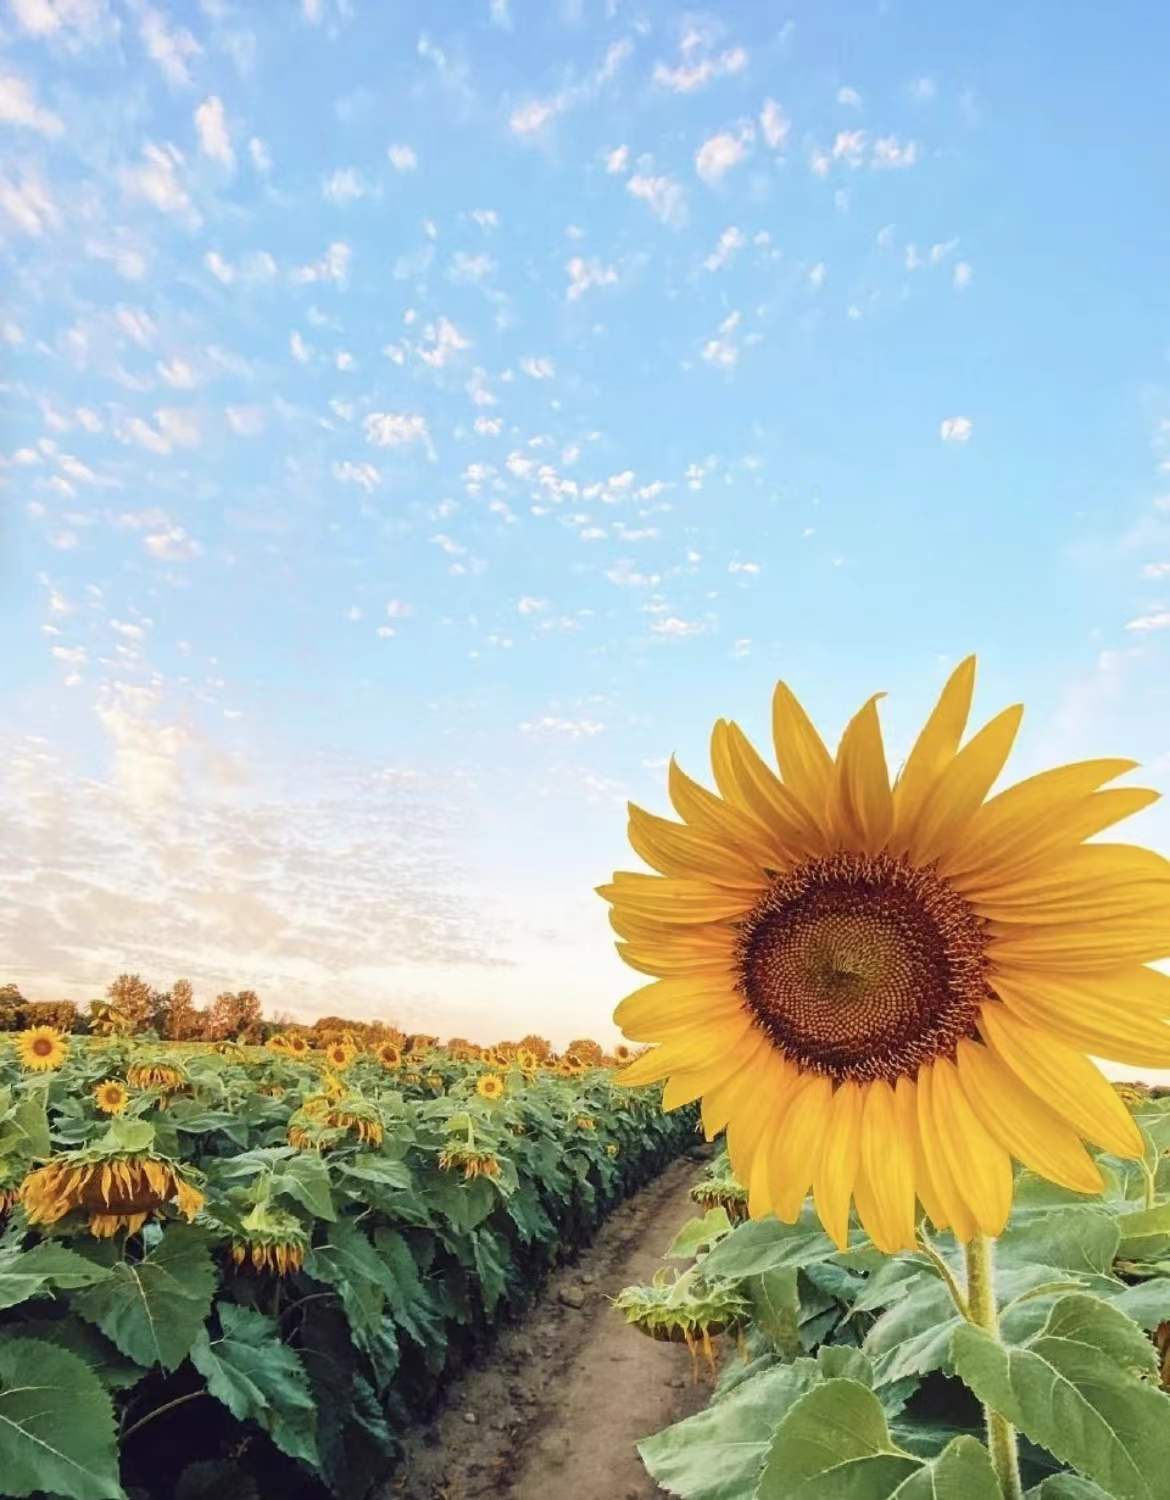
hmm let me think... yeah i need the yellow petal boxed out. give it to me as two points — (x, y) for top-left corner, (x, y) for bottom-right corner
(991, 967), (1170, 1069)
(627, 801), (769, 887)
(812, 1081), (863, 1249)
(908, 704), (1024, 865)
(955, 1038), (1103, 1195)
(725, 1050), (801, 1183)
(963, 843), (1170, 920)
(615, 943), (733, 980)
(987, 913), (1170, 972)
(614, 1017), (753, 1086)
(832, 696), (893, 854)
(770, 1074), (832, 1220)
(608, 909), (738, 952)
(615, 977), (745, 1039)
(931, 1055), (1013, 1237)
(668, 758), (776, 864)
(600, 872), (755, 925)
(856, 1079), (917, 1253)
(715, 719), (827, 857)
(890, 656), (977, 851)
(915, 1062), (978, 1241)
(772, 681), (834, 816)
(662, 1031), (768, 1111)
(978, 1002), (1143, 1159)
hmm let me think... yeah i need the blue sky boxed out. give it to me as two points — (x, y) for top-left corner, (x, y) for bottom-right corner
(2, 0), (1169, 1049)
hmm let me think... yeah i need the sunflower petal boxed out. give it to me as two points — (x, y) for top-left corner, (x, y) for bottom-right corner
(931, 1056), (1013, 1236)
(856, 1079), (917, 1253)
(908, 704), (1024, 865)
(718, 720), (828, 856)
(963, 843), (1170, 920)
(916, 1062), (978, 1240)
(891, 657), (976, 850)
(978, 1002), (1143, 1159)
(813, 1081), (863, 1249)
(615, 978), (746, 1039)
(833, 696), (894, 854)
(627, 801), (768, 888)
(987, 912), (1170, 972)
(668, 758), (777, 863)
(662, 1032), (765, 1110)
(770, 1074), (832, 1220)
(601, 872), (755, 925)
(991, 967), (1170, 1068)
(772, 681), (834, 816)
(955, 1038), (1103, 1194)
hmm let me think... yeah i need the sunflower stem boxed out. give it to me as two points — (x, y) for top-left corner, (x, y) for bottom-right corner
(964, 1234), (1024, 1500)
(915, 1225), (969, 1320)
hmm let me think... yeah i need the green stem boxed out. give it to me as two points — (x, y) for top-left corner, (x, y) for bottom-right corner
(1141, 1157), (1157, 1211)
(965, 1235), (1024, 1500)
(122, 1390), (207, 1441)
(915, 1225), (969, 1320)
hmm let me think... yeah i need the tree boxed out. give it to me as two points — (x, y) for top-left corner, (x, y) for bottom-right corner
(0, 984), (26, 1032)
(106, 974), (155, 1034)
(206, 989), (264, 1041)
(164, 978), (201, 1041)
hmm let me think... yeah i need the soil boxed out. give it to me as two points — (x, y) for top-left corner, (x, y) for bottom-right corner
(384, 1151), (715, 1500)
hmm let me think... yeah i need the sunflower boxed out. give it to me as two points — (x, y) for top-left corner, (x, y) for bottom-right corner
(516, 1047), (539, 1073)
(606, 1142), (620, 1158)
(576, 1115), (597, 1130)
(439, 1143), (502, 1179)
(126, 1059), (187, 1092)
(613, 1043), (633, 1064)
(323, 1042), (354, 1071)
(230, 1203), (309, 1275)
(21, 1149), (204, 1237)
(286, 1034), (310, 1057)
(16, 1026), (68, 1072)
(266, 1033), (290, 1053)
(601, 658), (1168, 1253)
(477, 1073), (505, 1100)
(94, 1079), (130, 1115)
(376, 1041), (402, 1069)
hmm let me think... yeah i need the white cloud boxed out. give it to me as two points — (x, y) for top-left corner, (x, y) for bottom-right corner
(808, 262), (826, 289)
(194, 95), (234, 167)
(872, 136), (919, 169)
(364, 411), (431, 451)
(86, 238), (148, 280)
(322, 167), (370, 203)
(114, 305), (157, 346)
(205, 251), (234, 283)
(837, 86), (863, 108)
(911, 77), (937, 101)
(0, 72), (64, 136)
(139, 7), (201, 87)
(116, 415), (170, 455)
(940, 416), (973, 443)
(520, 355), (555, 379)
(832, 129), (867, 166)
(695, 130), (750, 184)
(387, 143), (418, 171)
(566, 255), (618, 300)
(953, 261), (973, 289)
(0, 168), (60, 235)
(417, 316), (470, 368)
(450, 251), (494, 283)
(627, 172), (687, 226)
(156, 407), (200, 447)
(704, 225), (745, 271)
(333, 460), (381, 492)
(291, 241), (350, 285)
(517, 596), (547, 614)
(701, 309), (741, 368)
(510, 98), (557, 135)
(290, 331), (310, 363)
(651, 616), (707, 637)
(144, 524), (201, 560)
(248, 137), (271, 172)
(1125, 610), (1170, 633)
(510, 38), (633, 137)
(653, 45), (747, 93)
(605, 144), (630, 174)
(474, 415), (502, 436)
(1140, 562), (1170, 579)
(519, 716), (605, 738)
(158, 357), (197, 388)
(759, 97), (789, 150)
(9, 0), (109, 46)
(120, 142), (198, 225)
(225, 405), (266, 436)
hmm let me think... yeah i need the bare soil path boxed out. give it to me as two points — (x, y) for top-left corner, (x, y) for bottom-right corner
(386, 1152), (713, 1500)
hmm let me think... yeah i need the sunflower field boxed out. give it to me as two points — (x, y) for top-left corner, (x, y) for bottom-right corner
(618, 1112), (1170, 1500)
(0, 1028), (694, 1500)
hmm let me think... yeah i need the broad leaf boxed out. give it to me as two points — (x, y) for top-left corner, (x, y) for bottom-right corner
(748, 1268), (802, 1358)
(74, 1223), (217, 1371)
(1026, 1479), (1115, 1500)
(753, 1378), (918, 1497)
(701, 1215), (839, 1280)
(190, 1302), (319, 1470)
(1116, 1202), (1170, 1260)
(667, 1208), (733, 1260)
(0, 1241), (112, 1312)
(275, 1152), (337, 1221)
(0, 1336), (125, 1499)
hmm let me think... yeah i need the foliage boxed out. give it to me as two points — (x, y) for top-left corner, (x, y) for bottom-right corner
(626, 1093), (1170, 1500)
(0, 1030), (694, 1499)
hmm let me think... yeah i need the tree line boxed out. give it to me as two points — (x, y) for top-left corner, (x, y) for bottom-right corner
(0, 975), (268, 1042)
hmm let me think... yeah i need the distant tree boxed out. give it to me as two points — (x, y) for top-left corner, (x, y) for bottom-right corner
(206, 989), (264, 1041)
(164, 978), (201, 1041)
(0, 984), (26, 1031)
(106, 974), (155, 1034)
(22, 1000), (78, 1031)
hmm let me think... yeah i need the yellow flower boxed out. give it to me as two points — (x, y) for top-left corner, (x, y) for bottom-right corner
(324, 1042), (354, 1071)
(126, 1060), (186, 1092)
(286, 1034), (310, 1057)
(600, 658), (1166, 1253)
(376, 1042), (402, 1069)
(16, 1026), (68, 1072)
(576, 1115), (597, 1130)
(613, 1043), (633, 1064)
(516, 1048), (539, 1073)
(230, 1204), (308, 1275)
(20, 1151), (204, 1237)
(439, 1143), (501, 1179)
(477, 1073), (505, 1100)
(94, 1079), (130, 1115)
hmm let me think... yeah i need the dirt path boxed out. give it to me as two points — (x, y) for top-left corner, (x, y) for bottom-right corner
(386, 1152), (713, 1500)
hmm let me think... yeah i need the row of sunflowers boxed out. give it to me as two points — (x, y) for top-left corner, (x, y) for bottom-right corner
(611, 1117), (1170, 1500)
(0, 1025), (692, 1500)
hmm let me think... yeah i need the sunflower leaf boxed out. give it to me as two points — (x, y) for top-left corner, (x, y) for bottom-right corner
(190, 1302), (320, 1471)
(951, 1293), (1170, 1500)
(700, 1214), (840, 1280)
(72, 1223), (217, 1372)
(0, 1336), (126, 1500)
(0, 1241), (112, 1312)
(752, 1377), (920, 1497)
(1025, 1479), (1115, 1499)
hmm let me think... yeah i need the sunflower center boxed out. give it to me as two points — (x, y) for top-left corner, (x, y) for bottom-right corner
(735, 851), (990, 1084)
(32, 1038), (53, 1056)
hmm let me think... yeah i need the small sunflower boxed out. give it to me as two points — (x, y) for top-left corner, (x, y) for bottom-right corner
(16, 1026), (68, 1072)
(376, 1042), (402, 1069)
(602, 657), (1169, 1253)
(94, 1079), (130, 1115)
(266, 1033), (291, 1053)
(126, 1059), (187, 1093)
(606, 1142), (620, 1158)
(21, 1148), (204, 1237)
(576, 1115), (597, 1130)
(516, 1047), (539, 1073)
(286, 1034), (310, 1057)
(439, 1143), (501, 1179)
(477, 1073), (505, 1100)
(323, 1042), (354, 1071)
(613, 1043), (633, 1064)
(230, 1203), (309, 1275)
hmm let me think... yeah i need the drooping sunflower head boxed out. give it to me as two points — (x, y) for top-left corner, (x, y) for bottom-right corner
(266, 1033), (291, 1052)
(576, 1115), (597, 1130)
(376, 1042), (402, 1069)
(601, 658), (1166, 1253)
(438, 1142), (502, 1179)
(477, 1072), (505, 1101)
(516, 1047), (539, 1073)
(230, 1203), (309, 1275)
(94, 1079), (130, 1115)
(20, 1149), (204, 1237)
(126, 1059), (187, 1093)
(16, 1026), (69, 1072)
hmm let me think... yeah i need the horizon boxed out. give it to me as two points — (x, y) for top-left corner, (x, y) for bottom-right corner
(3, 1), (1170, 1063)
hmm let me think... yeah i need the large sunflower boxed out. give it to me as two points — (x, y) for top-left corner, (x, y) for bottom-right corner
(600, 658), (1170, 1253)
(16, 1026), (69, 1071)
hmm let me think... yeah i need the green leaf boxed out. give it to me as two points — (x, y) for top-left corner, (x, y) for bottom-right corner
(748, 1268), (802, 1359)
(11, 1094), (50, 1158)
(638, 1360), (820, 1499)
(754, 1378), (918, 1497)
(865, 1278), (962, 1383)
(667, 1209), (733, 1260)
(1026, 1479), (1115, 1500)
(0, 1241), (112, 1312)
(99, 1117), (155, 1154)
(73, 1223), (217, 1372)
(7, 1316), (146, 1390)
(1116, 1202), (1170, 1259)
(1108, 1278), (1170, 1330)
(887, 1436), (1001, 1499)
(997, 1208), (1120, 1277)
(952, 1295), (1170, 1500)
(1041, 1292), (1157, 1374)
(0, 1336), (125, 1499)
(701, 1214), (839, 1280)
(304, 1217), (396, 1342)
(275, 1152), (336, 1220)
(190, 1302), (319, 1470)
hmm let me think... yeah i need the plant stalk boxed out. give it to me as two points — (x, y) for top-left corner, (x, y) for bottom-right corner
(964, 1235), (1024, 1500)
